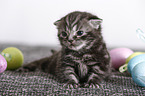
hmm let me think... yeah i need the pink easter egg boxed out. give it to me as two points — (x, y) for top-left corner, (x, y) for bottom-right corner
(109, 48), (133, 69)
(0, 54), (7, 73)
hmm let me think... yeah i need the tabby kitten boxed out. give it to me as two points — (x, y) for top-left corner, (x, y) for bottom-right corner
(18, 11), (111, 87)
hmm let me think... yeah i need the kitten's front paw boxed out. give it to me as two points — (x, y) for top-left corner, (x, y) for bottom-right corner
(63, 83), (80, 89)
(63, 80), (80, 88)
(84, 83), (100, 88)
(84, 78), (101, 88)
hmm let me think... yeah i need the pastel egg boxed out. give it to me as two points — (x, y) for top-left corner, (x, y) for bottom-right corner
(0, 54), (7, 73)
(128, 54), (145, 74)
(132, 61), (145, 87)
(110, 48), (134, 69)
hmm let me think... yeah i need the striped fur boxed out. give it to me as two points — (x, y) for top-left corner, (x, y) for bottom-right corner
(18, 11), (111, 87)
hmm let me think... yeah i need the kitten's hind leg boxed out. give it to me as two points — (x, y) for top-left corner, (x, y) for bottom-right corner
(17, 62), (39, 72)
(16, 57), (50, 72)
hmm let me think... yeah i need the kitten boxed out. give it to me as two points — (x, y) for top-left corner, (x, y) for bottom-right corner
(18, 11), (111, 88)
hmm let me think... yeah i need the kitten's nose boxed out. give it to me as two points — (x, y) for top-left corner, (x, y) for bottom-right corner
(68, 40), (73, 43)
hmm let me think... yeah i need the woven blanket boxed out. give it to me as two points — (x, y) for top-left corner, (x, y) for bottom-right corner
(0, 43), (145, 95)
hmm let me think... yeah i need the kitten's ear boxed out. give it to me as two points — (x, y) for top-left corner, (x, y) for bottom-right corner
(54, 20), (61, 26)
(88, 19), (102, 29)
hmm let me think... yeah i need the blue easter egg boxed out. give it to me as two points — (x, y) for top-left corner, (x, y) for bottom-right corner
(132, 61), (145, 87)
(128, 54), (145, 74)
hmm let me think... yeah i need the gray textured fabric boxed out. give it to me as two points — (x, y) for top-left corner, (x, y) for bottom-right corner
(0, 43), (145, 95)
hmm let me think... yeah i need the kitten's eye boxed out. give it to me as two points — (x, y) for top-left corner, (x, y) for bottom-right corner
(61, 31), (67, 37)
(77, 31), (84, 36)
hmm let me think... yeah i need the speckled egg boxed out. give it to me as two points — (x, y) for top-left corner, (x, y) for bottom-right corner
(0, 54), (7, 73)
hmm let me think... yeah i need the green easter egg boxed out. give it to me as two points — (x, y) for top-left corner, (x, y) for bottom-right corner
(1, 47), (24, 70)
(126, 52), (145, 64)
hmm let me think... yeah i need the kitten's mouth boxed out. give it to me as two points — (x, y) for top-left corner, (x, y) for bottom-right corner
(69, 41), (87, 51)
(71, 42), (81, 46)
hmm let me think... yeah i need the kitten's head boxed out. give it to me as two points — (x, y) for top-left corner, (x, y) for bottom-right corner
(54, 11), (102, 51)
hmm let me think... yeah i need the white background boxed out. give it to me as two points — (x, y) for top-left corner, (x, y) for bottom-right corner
(0, 0), (145, 49)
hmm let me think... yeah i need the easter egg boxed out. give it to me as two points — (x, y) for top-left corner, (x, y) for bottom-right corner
(1, 47), (24, 70)
(132, 61), (145, 87)
(0, 54), (7, 73)
(128, 54), (145, 74)
(110, 48), (134, 69)
(126, 52), (145, 64)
